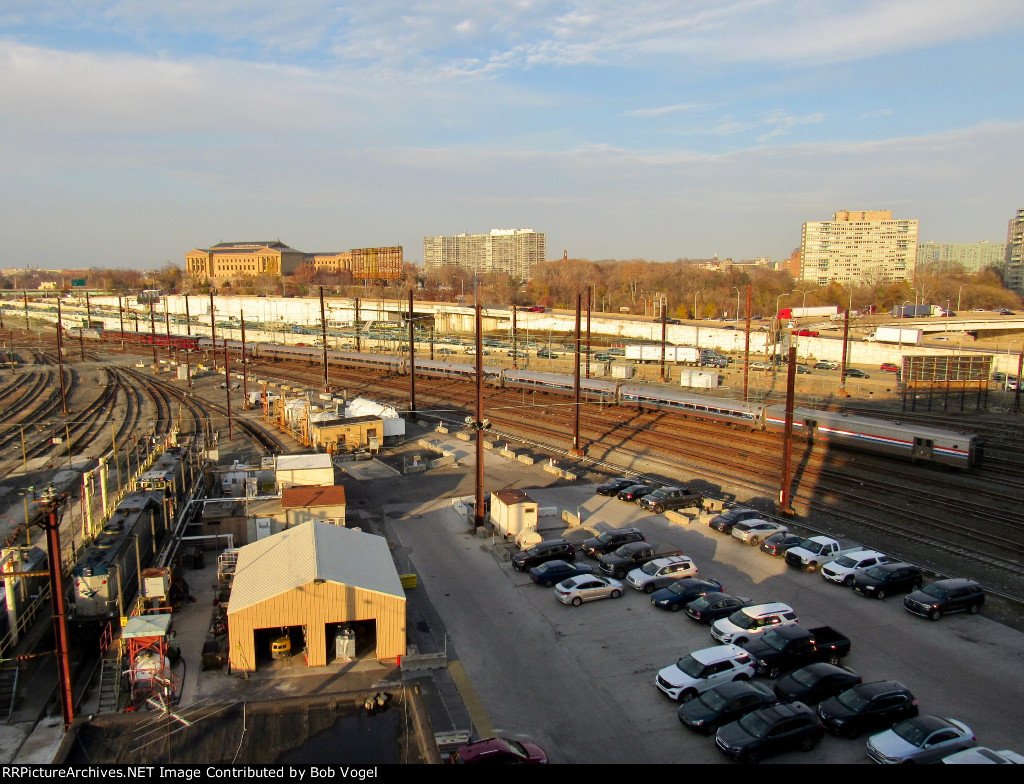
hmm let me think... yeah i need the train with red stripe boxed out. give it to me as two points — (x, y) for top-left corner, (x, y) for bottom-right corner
(67, 327), (201, 350)
(76, 333), (972, 470)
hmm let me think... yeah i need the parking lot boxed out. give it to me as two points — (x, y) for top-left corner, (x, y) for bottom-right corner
(390, 483), (1024, 764)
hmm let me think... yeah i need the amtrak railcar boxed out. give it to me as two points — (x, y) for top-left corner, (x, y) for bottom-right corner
(764, 405), (982, 469)
(501, 370), (620, 400)
(618, 384), (766, 429)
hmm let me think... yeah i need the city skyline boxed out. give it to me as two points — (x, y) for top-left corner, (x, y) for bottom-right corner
(2, 2), (1023, 270)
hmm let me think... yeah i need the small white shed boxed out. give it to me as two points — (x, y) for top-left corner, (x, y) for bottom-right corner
(490, 489), (539, 538)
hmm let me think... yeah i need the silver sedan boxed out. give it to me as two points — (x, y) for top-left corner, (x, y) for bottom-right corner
(731, 520), (788, 546)
(866, 716), (976, 764)
(555, 575), (624, 606)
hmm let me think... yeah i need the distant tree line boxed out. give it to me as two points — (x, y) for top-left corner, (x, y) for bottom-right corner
(1, 258), (1019, 318)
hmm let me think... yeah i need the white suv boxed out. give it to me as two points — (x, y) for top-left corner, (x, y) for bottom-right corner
(626, 556), (698, 594)
(655, 645), (756, 702)
(710, 602), (798, 646)
(821, 550), (889, 587)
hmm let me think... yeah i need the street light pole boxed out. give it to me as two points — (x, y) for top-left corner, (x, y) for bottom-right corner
(733, 288), (741, 323)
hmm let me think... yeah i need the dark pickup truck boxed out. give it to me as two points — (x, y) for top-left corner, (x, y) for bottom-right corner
(638, 486), (704, 515)
(598, 543), (684, 579)
(744, 624), (851, 679)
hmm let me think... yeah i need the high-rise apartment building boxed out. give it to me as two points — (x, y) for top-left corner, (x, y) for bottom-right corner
(916, 241), (1006, 273)
(799, 210), (918, 286)
(423, 229), (546, 280)
(1005, 209), (1024, 295)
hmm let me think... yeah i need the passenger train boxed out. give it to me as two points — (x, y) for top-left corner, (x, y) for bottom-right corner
(77, 332), (981, 469)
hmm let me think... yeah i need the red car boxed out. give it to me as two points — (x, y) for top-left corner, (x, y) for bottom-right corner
(452, 737), (548, 764)
(796, 329), (819, 337)
(880, 362), (901, 372)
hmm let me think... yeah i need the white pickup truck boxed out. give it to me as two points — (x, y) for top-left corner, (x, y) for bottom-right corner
(784, 536), (858, 572)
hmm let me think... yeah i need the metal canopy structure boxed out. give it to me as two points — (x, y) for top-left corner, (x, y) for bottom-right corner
(900, 354), (993, 411)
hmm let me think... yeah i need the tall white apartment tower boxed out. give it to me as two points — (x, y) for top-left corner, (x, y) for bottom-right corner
(1005, 208), (1024, 296)
(800, 210), (918, 286)
(424, 228), (546, 280)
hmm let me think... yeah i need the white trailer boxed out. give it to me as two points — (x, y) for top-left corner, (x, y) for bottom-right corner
(624, 345), (700, 364)
(868, 327), (922, 345)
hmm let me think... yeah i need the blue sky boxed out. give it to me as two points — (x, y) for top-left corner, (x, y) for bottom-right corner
(2, 1), (1023, 269)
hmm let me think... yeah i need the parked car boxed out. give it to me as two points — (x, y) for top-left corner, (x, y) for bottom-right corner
(554, 575), (623, 606)
(595, 478), (638, 497)
(528, 559), (594, 587)
(511, 539), (575, 572)
(593, 352), (613, 361)
(796, 364), (812, 374)
(651, 577), (724, 612)
(814, 360), (840, 370)
(452, 737), (548, 764)
(655, 644), (756, 702)
(746, 625), (851, 679)
(773, 663), (862, 705)
(579, 527), (646, 558)
(866, 716), (976, 764)
(821, 550), (889, 587)
(845, 368), (870, 378)
(880, 362), (900, 372)
(536, 348), (559, 358)
(796, 329), (819, 337)
(707, 507), (764, 534)
(852, 562), (924, 599)
(617, 483), (655, 502)
(817, 681), (919, 738)
(678, 681), (778, 735)
(711, 602), (798, 645)
(684, 594), (754, 624)
(942, 747), (1024, 764)
(731, 520), (787, 546)
(599, 542), (685, 579)
(750, 361), (771, 371)
(760, 532), (804, 557)
(638, 486), (703, 514)
(626, 556), (699, 594)
(714, 702), (824, 763)
(997, 308), (1016, 315)
(904, 578), (985, 620)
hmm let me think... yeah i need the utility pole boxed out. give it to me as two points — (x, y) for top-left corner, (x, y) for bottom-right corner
(184, 294), (192, 388)
(571, 294), (584, 456)
(354, 298), (361, 353)
(660, 297), (668, 382)
(118, 295), (125, 351)
(779, 344), (797, 515)
(241, 314), (249, 409)
(55, 300), (69, 415)
(320, 287), (329, 392)
(473, 304), (487, 529)
(743, 284), (752, 401)
(35, 488), (74, 728)
(149, 301), (157, 365)
(408, 290), (417, 422)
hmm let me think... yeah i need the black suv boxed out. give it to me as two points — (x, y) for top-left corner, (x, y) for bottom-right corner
(679, 681), (778, 735)
(852, 562), (923, 599)
(904, 578), (985, 620)
(816, 681), (918, 738)
(715, 702), (824, 763)
(511, 539), (575, 572)
(580, 528), (645, 559)
(595, 478), (637, 496)
(639, 486), (703, 514)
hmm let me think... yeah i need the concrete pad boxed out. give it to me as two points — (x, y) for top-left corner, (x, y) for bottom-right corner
(340, 459), (401, 480)
(8, 716), (63, 763)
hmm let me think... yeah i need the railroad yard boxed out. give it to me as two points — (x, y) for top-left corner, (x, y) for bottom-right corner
(1, 315), (1023, 764)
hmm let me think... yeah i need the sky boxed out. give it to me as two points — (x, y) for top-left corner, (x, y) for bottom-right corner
(2, 1), (1024, 270)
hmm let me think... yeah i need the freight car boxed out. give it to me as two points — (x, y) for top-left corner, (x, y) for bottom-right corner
(72, 328), (200, 351)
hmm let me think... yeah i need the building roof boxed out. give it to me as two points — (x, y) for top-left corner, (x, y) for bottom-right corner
(493, 489), (536, 506)
(228, 521), (404, 613)
(276, 453), (333, 471)
(282, 485), (347, 509)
